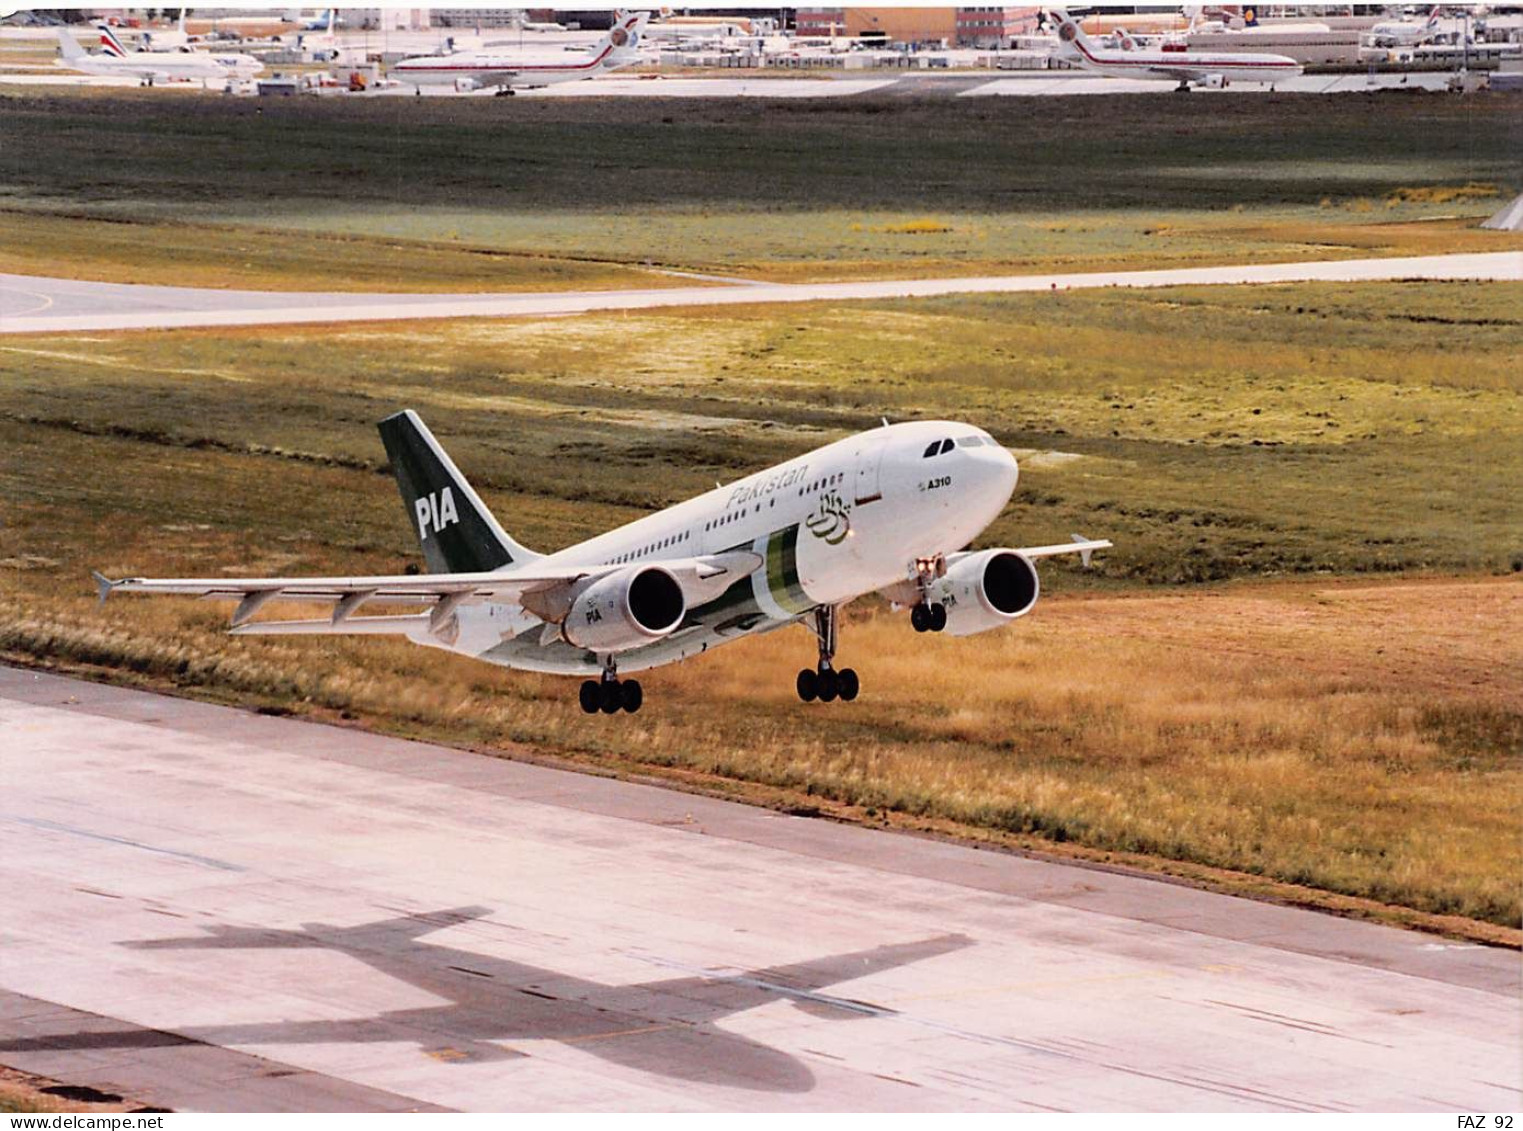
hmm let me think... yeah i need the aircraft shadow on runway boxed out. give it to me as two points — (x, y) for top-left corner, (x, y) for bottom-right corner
(3, 908), (973, 1094)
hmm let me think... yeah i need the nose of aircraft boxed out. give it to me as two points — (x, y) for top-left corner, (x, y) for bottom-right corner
(960, 440), (1019, 514)
(983, 442), (1019, 501)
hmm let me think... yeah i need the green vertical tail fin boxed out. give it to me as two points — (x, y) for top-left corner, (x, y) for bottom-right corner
(377, 410), (540, 575)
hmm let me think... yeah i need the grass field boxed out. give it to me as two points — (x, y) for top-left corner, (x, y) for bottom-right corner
(0, 209), (714, 293)
(2, 91), (1519, 285)
(3, 281), (1520, 933)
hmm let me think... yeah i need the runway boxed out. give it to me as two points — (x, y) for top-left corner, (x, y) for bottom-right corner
(3, 251), (1519, 335)
(1, 666), (1517, 1112)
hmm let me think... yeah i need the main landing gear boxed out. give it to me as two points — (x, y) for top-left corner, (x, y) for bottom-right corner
(797, 605), (859, 704)
(579, 659), (642, 715)
(910, 555), (948, 634)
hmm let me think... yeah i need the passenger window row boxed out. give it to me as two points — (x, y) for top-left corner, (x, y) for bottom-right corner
(797, 472), (844, 497)
(613, 529), (690, 565)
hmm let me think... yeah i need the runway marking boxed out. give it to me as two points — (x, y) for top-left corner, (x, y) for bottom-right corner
(3, 814), (243, 872)
(0, 284), (54, 318)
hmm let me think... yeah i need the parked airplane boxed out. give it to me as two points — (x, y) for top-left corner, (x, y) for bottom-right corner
(392, 10), (650, 94)
(95, 413), (1109, 715)
(139, 7), (194, 50)
(1368, 5), (1445, 47)
(1048, 8), (1302, 90)
(56, 25), (263, 86)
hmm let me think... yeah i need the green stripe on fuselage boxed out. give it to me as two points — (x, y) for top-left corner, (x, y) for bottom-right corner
(765, 525), (813, 616)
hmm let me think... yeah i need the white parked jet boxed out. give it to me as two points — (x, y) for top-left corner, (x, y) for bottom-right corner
(1048, 8), (1302, 90)
(392, 10), (650, 94)
(139, 8), (194, 50)
(95, 413), (1109, 715)
(1368, 6), (1445, 48)
(56, 25), (263, 86)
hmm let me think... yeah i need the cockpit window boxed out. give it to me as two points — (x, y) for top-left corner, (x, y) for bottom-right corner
(923, 441), (940, 458)
(938, 438), (955, 455)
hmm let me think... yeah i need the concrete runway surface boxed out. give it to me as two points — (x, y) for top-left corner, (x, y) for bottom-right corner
(1, 666), (1518, 1112)
(3, 251), (1519, 335)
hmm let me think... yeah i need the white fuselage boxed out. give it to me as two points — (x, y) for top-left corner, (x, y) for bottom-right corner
(63, 47), (263, 83)
(392, 42), (633, 90)
(1369, 19), (1442, 46)
(421, 421), (1019, 675)
(1064, 35), (1303, 85)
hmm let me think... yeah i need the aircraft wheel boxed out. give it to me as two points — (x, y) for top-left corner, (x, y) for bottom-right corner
(579, 680), (600, 714)
(837, 668), (859, 702)
(621, 679), (643, 714)
(796, 668), (818, 703)
(817, 668), (839, 703)
(600, 680), (623, 714)
(911, 603), (931, 633)
(929, 603), (948, 633)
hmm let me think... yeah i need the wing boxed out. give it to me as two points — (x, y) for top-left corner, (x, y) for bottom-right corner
(468, 68), (519, 86)
(1148, 66), (1208, 82)
(94, 550), (762, 630)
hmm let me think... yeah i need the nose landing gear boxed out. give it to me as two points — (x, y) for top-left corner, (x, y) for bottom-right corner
(910, 554), (949, 633)
(796, 605), (859, 703)
(580, 658), (642, 715)
(911, 601), (948, 633)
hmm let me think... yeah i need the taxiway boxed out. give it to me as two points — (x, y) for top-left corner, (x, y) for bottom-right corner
(2, 251), (1519, 335)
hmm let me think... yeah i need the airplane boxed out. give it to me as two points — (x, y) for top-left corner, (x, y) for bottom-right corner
(391, 10), (651, 95)
(95, 412), (1110, 716)
(0, 907), (972, 1091)
(1047, 8), (1303, 91)
(1368, 5), (1445, 47)
(1231, 7), (1332, 35)
(302, 8), (336, 32)
(55, 25), (264, 86)
(138, 7), (194, 50)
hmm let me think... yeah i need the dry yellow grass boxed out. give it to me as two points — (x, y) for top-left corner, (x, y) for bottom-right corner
(0, 1066), (148, 1114)
(5, 574), (1518, 932)
(1386, 182), (1501, 205)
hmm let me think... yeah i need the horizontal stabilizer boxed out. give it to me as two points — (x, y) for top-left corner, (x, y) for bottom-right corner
(91, 570), (115, 605)
(1017, 536), (1112, 567)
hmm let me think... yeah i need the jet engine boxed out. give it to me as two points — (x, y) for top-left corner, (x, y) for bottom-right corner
(1201, 73), (1228, 88)
(562, 565), (686, 652)
(935, 549), (1040, 637)
(454, 76), (481, 92)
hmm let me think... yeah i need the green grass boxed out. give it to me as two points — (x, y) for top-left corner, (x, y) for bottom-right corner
(2, 90), (1519, 282)
(0, 209), (705, 292)
(4, 281), (1519, 582)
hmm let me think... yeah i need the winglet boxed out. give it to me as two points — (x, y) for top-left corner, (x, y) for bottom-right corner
(91, 570), (116, 605)
(1071, 533), (1096, 568)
